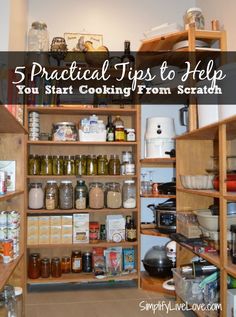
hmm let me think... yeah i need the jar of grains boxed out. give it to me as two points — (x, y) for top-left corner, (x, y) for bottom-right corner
(28, 183), (44, 209)
(45, 180), (58, 210)
(89, 182), (104, 209)
(122, 180), (136, 208)
(59, 180), (73, 209)
(74, 179), (88, 210)
(105, 182), (122, 208)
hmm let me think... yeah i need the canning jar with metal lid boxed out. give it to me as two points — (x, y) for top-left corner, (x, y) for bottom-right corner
(123, 180), (136, 208)
(184, 7), (205, 30)
(75, 179), (88, 210)
(51, 257), (61, 277)
(75, 155), (87, 176)
(40, 155), (53, 175)
(59, 180), (73, 209)
(97, 155), (108, 175)
(108, 155), (120, 175)
(89, 182), (104, 209)
(105, 182), (122, 209)
(28, 253), (41, 279)
(28, 154), (40, 175)
(71, 250), (82, 273)
(52, 155), (64, 175)
(40, 257), (50, 278)
(28, 183), (44, 209)
(52, 122), (78, 141)
(64, 155), (75, 175)
(86, 155), (97, 175)
(61, 256), (71, 273)
(45, 180), (58, 210)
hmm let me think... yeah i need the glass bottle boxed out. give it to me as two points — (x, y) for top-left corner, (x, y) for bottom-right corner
(71, 250), (82, 273)
(45, 180), (58, 210)
(59, 181), (73, 209)
(52, 155), (64, 175)
(40, 257), (50, 278)
(126, 218), (137, 242)
(28, 253), (41, 279)
(97, 155), (108, 175)
(74, 179), (88, 210)
(108, 155), (120, 175)
(64, 155), (75, 175)
(123, 180), (136, 208)
(28, 183), (44, 209)
(125, 215), (131, 240)
(28, 154), (40, 175)
(75, 155), (87, 176)
(40, 155), (53, 175)
(121, 41), (135, 67)
(51, 257), (62, 277)
(106, 115), (115, 142)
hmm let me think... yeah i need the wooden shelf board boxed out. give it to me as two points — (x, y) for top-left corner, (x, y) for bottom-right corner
(177, 187), (220, 198)
(224, 193), (236, 201)
(0, 252), (24, 289)
(140, 158), (176, 166)
(140, 271), (175, 296)
(0, 190), (24, 202)
(27, 106), (137, 116)
(0, 106), (27, 134)
(27, 272), (138, 285)
(140, 194), (176, 198)
(27, 174), (138, 179)
(226, 258), (236, 279)
(27, 208), (138, 214)
(27, 241), (138, 249)
(27, 141), (137, 146)
(141, 228), (169, 238)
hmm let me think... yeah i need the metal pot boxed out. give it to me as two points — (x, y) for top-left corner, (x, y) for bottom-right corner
(142, 246), (173, 277)
(147, 199), (176, 233)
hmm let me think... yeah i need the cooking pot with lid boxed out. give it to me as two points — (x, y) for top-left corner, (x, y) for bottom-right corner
(142, 245), (173, 277)
(148, 199), (176, 233)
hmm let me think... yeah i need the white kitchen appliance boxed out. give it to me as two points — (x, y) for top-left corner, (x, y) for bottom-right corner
(145, 117), (175, 158)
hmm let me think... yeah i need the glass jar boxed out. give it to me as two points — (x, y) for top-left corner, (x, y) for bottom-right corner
(71, 250), (82, 273)
(45, 180), (58, 210)
(74, 179), (88, 210)
(105, 182), (122, 209)
(115, 125), (125, 141)
(89, 222), (100, 243)
(40, 155), (53, 175)
(28, 253), (41, 279)
(14, 287), (23, 317)
(97, 155), (108, 175)
(123, 180), (136, 208)
(89, 182), (104, 209)
(82, 252), (92, 273)
(64, 155), (75, 175)
(184, 7), (205, 30)
(40, 257), (50, 278)
(86, 155), (97, 176)
(28, 154), (40, 175)
(75, 155), (87, 176)
(28, 21), (49, 51)
(108, 155), (120, 175)
(1, 285), (17, 317)
(61, 256), (71, 273)
(28, 183), (44, 209)
(122, 151), (133, 163)
(100, 224), (106, 241)
(124, 160), (135, 175)
(125, 128), (136, 142)
(51, 257), (62, 277)
(53, 155), (64, 175)
(59, 181), (73, 209)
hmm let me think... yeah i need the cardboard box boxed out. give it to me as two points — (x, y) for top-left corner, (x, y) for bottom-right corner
(27, 225), (39, 236)
(27, 216), (39, 226)
(61, 234), (72, 244)
(73, 213), (89, 243)
(39, 225), (50, 236)
(50, 216), (62, 226)
(106, 215), (125, 242)
(38, 234), (50, 244)
(38, 216), (50, 226)
(62, 225), (72, 236)
(50, 234), (61, 244)
(61, 215), (73, 226)
(0, 161), (16, 191)
(27, 234), (39, 245)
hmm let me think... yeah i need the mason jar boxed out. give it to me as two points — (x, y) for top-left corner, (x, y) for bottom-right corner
(105, 182), (122, 209)
(28, 154), (40, 175)
(75, 155), (87, 176)
(45, 180), (58, 210)
(52, 155), (64, 175)
(108, 155), (120, 175)
(122, 180), (136, 208)
(40, 155), (53, 175)
(28, 183), (44, 209)
(75, 179), (88, 210)
(59, 181), (73, 209)
(89, 182), (104, 209)
(64, 155), (75, 175)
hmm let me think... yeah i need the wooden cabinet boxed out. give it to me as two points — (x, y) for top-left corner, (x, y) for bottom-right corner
(0, 106), (27, 297)
(25, 105), (141, 286)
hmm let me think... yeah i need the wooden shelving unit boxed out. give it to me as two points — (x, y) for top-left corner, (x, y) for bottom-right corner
(140, 194), (176, 198)
(25, 105), (141, 286)
(140, 228), (169, 238)
(0, 106), (27, 298)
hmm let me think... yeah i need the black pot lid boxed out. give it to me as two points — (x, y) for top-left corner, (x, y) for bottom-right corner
(157, 198), (176, 210)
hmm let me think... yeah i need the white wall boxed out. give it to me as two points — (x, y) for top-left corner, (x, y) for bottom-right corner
(0, 0), (10, 50)
(196, 0), (236, 50)
(28, 0), (195, 50)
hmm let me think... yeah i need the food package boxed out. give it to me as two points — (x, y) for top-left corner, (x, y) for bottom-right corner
(0, 161), (16, 191)
(92, 247), (106, 276)
(73, 213), (89, 243)
(104, 247), (122, 275)
(106, 215), (125, 242)
(123, 248), (135, 272)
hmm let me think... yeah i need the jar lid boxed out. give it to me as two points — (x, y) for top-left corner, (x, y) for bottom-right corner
(89, 182), (103, 186)
(46, 180), (57, 184)
(83, 252), (92, 256)
(41, 257), (50, 262)
(14, 287), (23, 296)
(51, 257), (60, 262)
(30, 182), (42, 187)
(125, 128), (135, 132)
(54, 122), (76, 126)
(61, 180), (72, 184)
(187, 7), (202, 13)
(72, 250), (81, 255)
(124, 180), (135, 184)
(116, 125), (124, 128)
(62, 256), (71, 260)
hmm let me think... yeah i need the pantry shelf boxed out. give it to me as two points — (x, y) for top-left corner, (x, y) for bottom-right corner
(27, 106), (137, 116)
(224, 193), (236, 201)
(27, 208), (138, 214)
(27, 241), (138, 249)
(26, 175), (138, 180)
(225, 258), (236, 279)
(140, 229), (169, 238)
(140, 158), (176, 166)
(0, 106), (27, 134)
(27, 141), (138, 146)
(27, 272), (139, 285)
(177, 187), (220, 198)
(140, 194), (176, 199)
(0, 190), (24, 202)
(0, 252), (24, 290)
